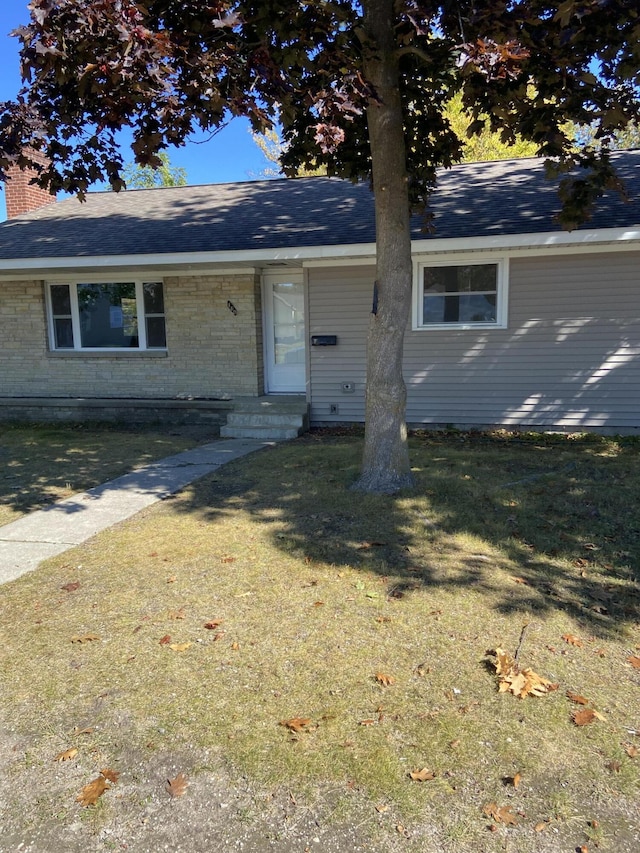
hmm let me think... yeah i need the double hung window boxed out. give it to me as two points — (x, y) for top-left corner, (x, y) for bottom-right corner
(47, 280), (166, 351)
(413, 258), (507, 329)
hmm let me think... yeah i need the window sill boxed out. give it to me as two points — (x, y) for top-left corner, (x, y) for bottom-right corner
(48, 350), (168, 358)
(412, 323), (506, 331)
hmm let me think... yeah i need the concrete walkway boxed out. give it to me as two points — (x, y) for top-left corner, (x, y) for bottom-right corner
(0, 438), (272, 585)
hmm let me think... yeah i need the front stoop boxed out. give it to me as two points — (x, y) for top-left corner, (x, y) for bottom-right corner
(220, 396), (309, 441)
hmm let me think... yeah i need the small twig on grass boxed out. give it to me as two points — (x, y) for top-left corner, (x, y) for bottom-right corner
(514, 622), (530, 665)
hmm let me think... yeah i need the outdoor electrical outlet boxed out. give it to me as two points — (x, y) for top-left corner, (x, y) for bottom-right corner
(330, 404), (339, 414)
(341, 382), (355, 393)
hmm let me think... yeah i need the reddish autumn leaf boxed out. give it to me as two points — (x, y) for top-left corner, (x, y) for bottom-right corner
(313, 601), (325, 607)
(605, 760), (621, 773)
(510, 576), (528, 585)
(566, 691), (590, 705)
(627, 655), (640, 669)
(61, 581), (81, 592)
(572, 708), (605, 726)
(375, 672), (396, 686)
(54, 747), (78, 762)
(624, 743), (638, 758)
(203, 620), (223, 630)
(359, 718), (376, 726)
(221, 556), (236, 563)
(159, 634), (171, 645)
(562, 633), (584, 647)
(76, 775), (111, 807)
(409, 767), (435, 781)
(357, 541), (387, 550)
(166, 772), (189, 798)
(279, 717), (313, 732)
(512, 771), (522, 789)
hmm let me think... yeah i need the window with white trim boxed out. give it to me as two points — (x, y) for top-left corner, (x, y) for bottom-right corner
(46, 280), (167, 351)
(413, 257), (508, 329)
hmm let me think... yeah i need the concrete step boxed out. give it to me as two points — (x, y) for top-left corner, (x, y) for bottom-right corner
(225, 412), (308, 429)
(220, 424), (302, 441)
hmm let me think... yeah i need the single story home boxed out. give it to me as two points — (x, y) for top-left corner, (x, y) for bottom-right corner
(1, 151), (639, 437)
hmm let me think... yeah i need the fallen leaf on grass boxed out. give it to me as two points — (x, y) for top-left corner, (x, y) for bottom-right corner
(624, 744), (638, 758)
(375, 672), (396, 687)
(61, 581), (81, 592)
(279, 717), (313, 733)
(572, 708), (605, 726)
(166, 772), (189, 798)
(70, 726), (94, 736)
(490, 648), (558, 699)
(54, 748), (78, 762)
(510, 576), (529, 585)
(221, 556), (236, 564)
(605, 760), (621, 773)
(159, 635), (172, 645)
(566, 691), (590, 705)
(482, 802), (518, 826)
(627, 655), (640, 669)
(357, 541), (387, 550)
(409, 767), (435, 781)
(166, 576), (177, 584)
(512, 771), (522, 789)
(562, 633), (584, 647)
(70, 634), (100, 644)
(168, 642), (192, 652)
(313, 601), (325, 607)
(76, 775), (111, 807)
(203, 620), (223, 630)
(100, 768), (120, 784)
(534, 820), (550, 832)
(168, 608), (185, 620)
(375, 803), (389, 813)
(359, 719), (376, 726)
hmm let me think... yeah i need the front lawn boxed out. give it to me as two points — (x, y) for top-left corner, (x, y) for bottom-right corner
(0, 431), (638, 852)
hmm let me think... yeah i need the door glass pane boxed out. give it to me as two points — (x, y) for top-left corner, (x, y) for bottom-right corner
(273, 282), (304, 365)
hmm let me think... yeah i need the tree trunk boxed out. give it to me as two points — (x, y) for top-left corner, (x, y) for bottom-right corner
(352, 0), (414, 494)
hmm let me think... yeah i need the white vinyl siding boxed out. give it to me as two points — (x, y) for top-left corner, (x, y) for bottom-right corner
(308, 252), (640, 431)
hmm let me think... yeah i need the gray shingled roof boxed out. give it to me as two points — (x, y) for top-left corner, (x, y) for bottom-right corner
(1, 151), (639, 261)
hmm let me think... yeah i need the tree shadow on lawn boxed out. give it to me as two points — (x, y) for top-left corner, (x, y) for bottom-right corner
(174, 431), (640, 640)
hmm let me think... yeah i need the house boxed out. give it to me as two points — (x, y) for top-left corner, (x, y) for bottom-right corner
(1, 152), (639, 436)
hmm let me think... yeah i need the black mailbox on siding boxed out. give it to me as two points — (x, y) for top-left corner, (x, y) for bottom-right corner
(311, 335), (338, 346)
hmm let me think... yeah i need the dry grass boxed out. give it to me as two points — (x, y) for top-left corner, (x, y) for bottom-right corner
(0, 430), (638, 851)
(0, 422), (206, 527)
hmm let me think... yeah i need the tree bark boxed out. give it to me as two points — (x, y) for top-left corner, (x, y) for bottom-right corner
(352, 0), (414, 494)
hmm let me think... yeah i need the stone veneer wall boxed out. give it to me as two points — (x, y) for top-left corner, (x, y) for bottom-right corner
(0, 273), (264, 399)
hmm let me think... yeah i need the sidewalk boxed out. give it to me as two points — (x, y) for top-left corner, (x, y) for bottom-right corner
(0, 438), (272, 585)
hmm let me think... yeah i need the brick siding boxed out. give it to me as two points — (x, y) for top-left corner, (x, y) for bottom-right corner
(0, 274), (264, 399)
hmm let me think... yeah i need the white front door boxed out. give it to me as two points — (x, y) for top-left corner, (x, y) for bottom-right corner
(263, 273), (306, 393)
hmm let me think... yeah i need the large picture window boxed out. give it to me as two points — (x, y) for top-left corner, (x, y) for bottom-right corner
(413, 258), (507, 329)
(46, 280), (166, 351)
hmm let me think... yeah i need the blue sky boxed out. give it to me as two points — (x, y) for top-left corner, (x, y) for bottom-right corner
(0, 0), (274, 219)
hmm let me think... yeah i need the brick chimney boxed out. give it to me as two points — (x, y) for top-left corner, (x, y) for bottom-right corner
(4, 150), (56, 218)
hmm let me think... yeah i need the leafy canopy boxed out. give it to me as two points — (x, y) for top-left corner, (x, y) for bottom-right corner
(1, 1), (640, 227)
